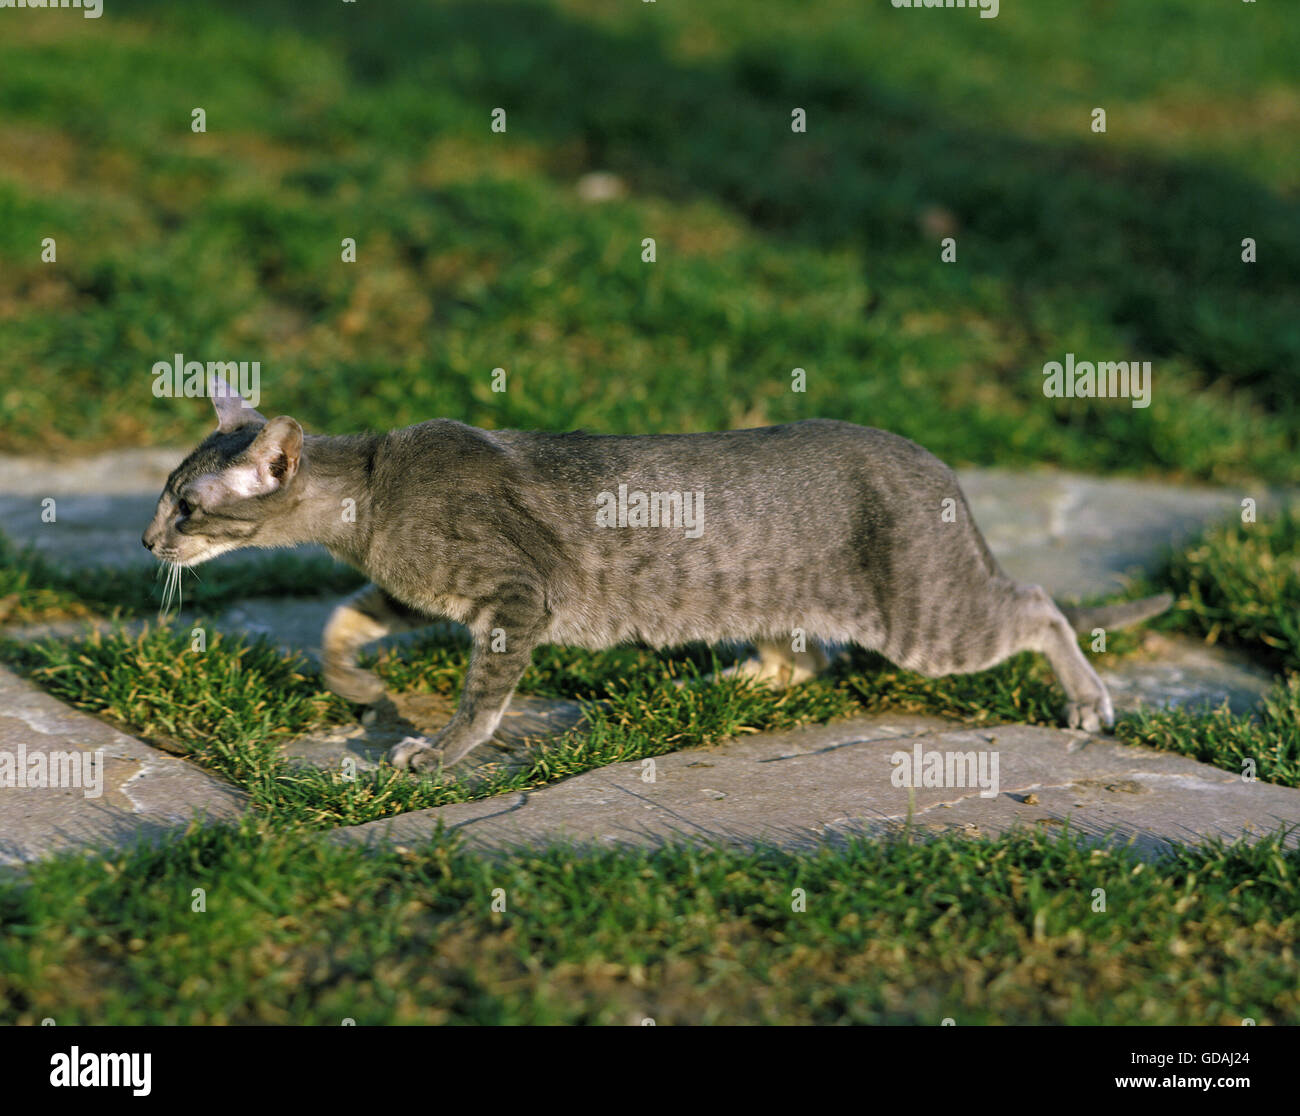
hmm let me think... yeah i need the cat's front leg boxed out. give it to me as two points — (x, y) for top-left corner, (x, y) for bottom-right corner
(389, 581), (547, 772)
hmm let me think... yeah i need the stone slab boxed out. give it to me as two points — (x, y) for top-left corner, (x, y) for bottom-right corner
(959, 469), (1287, 599)
(3, 600), (463, 700)
(0, 449), (180, 568)
(1099, 632), (1274, 716)
(0, 664), (245, 868)
(281, 690), (590, 783)
(0, 449), (326, 568)
(330, 714), (1300, 859)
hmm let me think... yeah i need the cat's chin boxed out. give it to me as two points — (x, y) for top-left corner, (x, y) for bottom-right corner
(176, 542), (241, 568)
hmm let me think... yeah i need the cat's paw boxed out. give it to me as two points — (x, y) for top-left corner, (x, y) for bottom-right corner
(1064, 693), (1114, 734)
(388, 729), (486, 772)
(388, 734), (444, 772)
(323, 663), (385, 705)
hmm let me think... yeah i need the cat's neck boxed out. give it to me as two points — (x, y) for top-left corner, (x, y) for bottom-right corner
(276, 432), (382, 565)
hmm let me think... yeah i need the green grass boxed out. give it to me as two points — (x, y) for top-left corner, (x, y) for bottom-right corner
(1117, 675), (1300, 788)
(1, 822), (1295, 1025)
(1155, 508), (1300, 673)
(0, 538), (90, 626)
(1, 0), (1297, 483)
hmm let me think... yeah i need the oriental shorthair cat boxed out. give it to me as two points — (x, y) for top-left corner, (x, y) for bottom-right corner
(143, 377), (1171, 772)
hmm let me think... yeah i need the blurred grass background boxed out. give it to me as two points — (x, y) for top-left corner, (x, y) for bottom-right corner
(0, 0), (1296, 481)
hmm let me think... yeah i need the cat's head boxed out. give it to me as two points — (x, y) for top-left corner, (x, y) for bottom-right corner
(142, 374), (304, 567)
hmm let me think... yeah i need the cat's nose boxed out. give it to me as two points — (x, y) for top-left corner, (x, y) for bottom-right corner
(142, 534), (153, 552)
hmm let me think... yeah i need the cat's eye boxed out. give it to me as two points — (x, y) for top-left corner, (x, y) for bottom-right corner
(177, 498), (193, 518)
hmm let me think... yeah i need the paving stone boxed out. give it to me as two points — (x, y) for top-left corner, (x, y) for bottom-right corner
(0, 449), (328, 568)
(0, 449), (182, 498)
(281, 690), (589, 783)
(4, 598), (454, 665)
(0, 490), (164, 568)
(329, 714), (1300, 859)
(0, 449), (179, 568)
(0, 664), (245, 869)
(194, 599), (463, 660)
(1099, 632), (1275, 716)
(958, 469), (1288, 599)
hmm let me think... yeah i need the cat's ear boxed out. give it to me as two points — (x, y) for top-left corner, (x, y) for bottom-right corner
(240, 415), (303, 494)
(209, 370), (266, 433)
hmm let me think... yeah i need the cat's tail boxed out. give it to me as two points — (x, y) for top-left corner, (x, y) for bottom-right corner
(1059, 592), (1174, 636)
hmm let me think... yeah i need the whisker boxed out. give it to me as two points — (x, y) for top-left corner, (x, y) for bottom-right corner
(159, 560), (184, 622)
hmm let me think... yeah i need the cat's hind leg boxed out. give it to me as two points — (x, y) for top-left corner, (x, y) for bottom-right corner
(885, 580), (1113, 732)
(1015, 584), (1114, 732)
(321, 584), (428, 703)
(714, 638), (831, 689)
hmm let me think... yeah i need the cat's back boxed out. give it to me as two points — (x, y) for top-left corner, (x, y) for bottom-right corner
(495, 418), (947, 487)
(375, 415), (940, 487)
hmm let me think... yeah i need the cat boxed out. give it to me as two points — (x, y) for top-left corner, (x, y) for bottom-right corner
(142, 376), (1171, 772)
